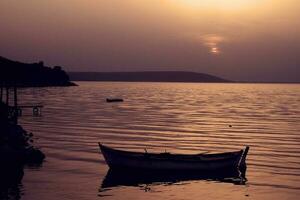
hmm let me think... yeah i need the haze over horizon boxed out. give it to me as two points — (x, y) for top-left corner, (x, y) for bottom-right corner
(0, 0), (299, 82)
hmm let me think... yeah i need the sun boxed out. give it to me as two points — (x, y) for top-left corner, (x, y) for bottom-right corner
(211, 47), (220, 54)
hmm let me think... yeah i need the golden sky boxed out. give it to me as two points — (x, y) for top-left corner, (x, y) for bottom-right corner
(0, 0), (299, 81)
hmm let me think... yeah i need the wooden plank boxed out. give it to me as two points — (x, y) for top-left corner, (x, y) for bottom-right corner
(17, 105), (44, 108)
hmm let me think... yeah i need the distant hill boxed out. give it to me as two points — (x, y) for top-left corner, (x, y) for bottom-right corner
(68, 71), (231, 83)
(0, 56), (75, 87)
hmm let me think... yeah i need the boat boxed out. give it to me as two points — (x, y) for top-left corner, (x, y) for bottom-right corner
(106, 98), (124, 103)
(99, 143), (249, 172)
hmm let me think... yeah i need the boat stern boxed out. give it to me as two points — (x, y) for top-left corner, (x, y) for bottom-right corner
(239, 146), (250, 169)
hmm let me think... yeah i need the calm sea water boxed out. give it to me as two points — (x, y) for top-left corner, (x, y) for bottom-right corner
(13, 82), (300, 199)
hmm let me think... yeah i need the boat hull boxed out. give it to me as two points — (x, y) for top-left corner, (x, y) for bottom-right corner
(99, 144), (249, 172)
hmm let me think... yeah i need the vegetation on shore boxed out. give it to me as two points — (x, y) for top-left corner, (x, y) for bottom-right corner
(0, 56), (75, 87)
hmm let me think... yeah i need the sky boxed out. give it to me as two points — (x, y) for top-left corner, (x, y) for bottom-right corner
(0, 0), (299, 82)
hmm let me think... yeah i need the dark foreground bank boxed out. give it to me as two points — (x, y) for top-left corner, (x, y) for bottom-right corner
(0, 101), (45, 171)
(0, 100), (45, 199)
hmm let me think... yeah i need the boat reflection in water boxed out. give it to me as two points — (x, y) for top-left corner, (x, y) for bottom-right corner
(100, 167), (247, 191)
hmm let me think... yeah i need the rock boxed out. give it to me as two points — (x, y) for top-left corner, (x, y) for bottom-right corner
(25, 147), (45, 163)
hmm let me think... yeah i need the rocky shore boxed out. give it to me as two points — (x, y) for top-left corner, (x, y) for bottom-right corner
(0, 101), (45, 170)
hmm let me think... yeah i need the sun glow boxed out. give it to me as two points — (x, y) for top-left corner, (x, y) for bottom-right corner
(201, 34), (225, 55)
(173, 0), (259, 10)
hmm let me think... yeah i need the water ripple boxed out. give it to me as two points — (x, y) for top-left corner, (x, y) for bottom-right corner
(18, 82), (300, 198)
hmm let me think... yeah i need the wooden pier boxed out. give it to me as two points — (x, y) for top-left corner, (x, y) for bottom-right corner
(1, 84), (44, 124)
(16, 104), (44, 117)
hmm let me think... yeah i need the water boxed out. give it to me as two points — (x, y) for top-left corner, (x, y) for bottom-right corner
(11, 82), (300, 199)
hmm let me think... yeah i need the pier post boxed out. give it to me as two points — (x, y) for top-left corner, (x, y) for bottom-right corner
(14, 86), (18, 108)
(6, 86), (9, 106)
(13, 85), (18, 124)
(0, 84), (2, 102)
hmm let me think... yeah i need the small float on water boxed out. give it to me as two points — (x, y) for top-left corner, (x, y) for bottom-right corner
(99, 143), (249, 172)
(106, 98), (124, 103)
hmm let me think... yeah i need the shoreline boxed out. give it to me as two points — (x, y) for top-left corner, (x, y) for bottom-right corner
(0, 101), (45, 170)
